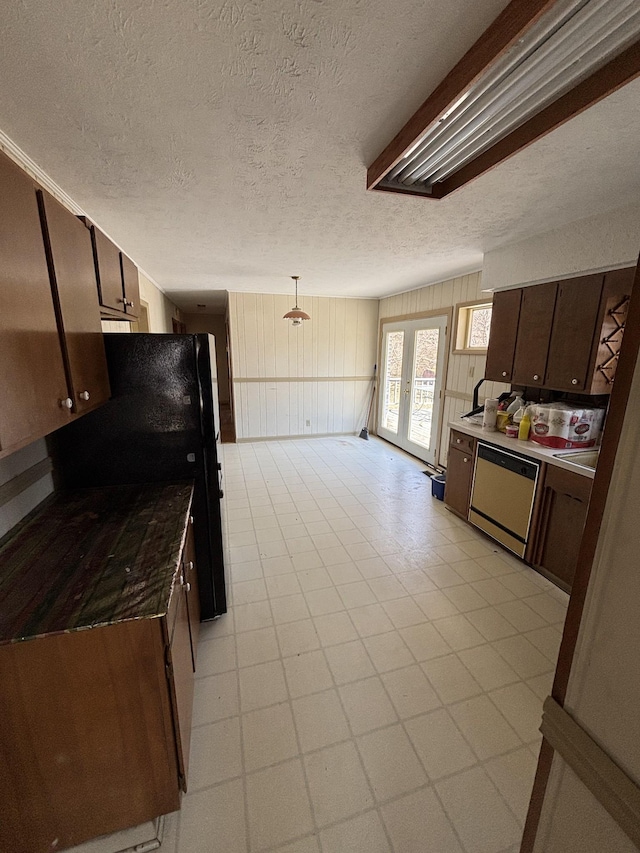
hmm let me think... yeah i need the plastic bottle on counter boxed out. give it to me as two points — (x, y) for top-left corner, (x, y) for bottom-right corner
(512, 405), (526, 426)
(506, 396), (524, 415)
(518, 409), (531, 441)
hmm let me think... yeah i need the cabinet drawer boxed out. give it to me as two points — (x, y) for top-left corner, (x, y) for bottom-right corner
(450, 430), (475, 455)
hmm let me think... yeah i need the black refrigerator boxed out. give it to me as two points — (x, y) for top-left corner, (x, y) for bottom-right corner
(51, 333), (227, 620)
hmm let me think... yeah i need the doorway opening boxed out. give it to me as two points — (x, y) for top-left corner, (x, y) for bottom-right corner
(181, 292), (236, 442)
(378, 315), (448, 465)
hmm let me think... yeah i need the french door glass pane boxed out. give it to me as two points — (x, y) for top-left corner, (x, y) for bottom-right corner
(382, 331), (404, 434)
(408, 328), (439, 449)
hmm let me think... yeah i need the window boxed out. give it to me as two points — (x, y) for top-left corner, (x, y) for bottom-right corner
(454, 300), (492, 352)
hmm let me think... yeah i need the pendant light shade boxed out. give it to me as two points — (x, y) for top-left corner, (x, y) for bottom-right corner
(283, 276), (311, 326)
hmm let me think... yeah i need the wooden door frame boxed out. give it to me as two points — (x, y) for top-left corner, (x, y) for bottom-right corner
(375, 307), (452, 466)
(521, 253), (640, 851)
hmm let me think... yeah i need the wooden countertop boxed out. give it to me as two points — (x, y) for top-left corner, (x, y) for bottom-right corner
(449, 419), (596, 480)
(0, 482), (193, 645)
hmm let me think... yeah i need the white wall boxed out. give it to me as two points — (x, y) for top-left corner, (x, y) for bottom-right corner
(378, 271), (509, 467)
(228, 292), (378, 440)
(483, 203), (640, 291)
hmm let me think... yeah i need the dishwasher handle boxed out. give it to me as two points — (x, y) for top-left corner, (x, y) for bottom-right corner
(477, 442), (539, 481)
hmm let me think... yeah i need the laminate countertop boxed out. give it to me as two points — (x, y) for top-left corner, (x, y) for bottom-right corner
(449, 419), (596, 480)
(0, 482), (193, 645)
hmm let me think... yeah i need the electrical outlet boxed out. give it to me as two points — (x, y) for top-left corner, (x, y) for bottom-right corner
(306, 420), (311, 427)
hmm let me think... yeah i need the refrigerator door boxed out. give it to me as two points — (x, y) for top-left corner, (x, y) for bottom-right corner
(195, 334), (227, 615)
(54, 334), (203, 485)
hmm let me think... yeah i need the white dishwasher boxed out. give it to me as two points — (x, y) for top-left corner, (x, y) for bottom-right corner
(468, 442), (540, 558)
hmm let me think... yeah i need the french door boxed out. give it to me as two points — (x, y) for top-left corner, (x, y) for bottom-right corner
(378, 315), (448, 465)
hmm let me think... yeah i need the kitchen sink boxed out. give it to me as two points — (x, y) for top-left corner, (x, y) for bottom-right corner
(553, 448), (600, 470)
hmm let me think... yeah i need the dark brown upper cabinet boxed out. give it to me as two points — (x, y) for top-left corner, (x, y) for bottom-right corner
(38, 191), (111, 416)
(0, 152), (71, 456)
(120, 252), (140, 318)
(83, 220), (139, 319)
(512, 281), (557, 387)
(90, 225), (127, 313)
(484, 288), (522, 383)
(485, 270), (635, 394)
(588, 267), (636, 394)
(544, 274), (604, 392)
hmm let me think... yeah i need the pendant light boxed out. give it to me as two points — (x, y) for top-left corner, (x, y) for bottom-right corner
(283, 275), (310, 326)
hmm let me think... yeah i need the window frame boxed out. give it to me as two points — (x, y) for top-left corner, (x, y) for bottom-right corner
(452, 299), (493, 354)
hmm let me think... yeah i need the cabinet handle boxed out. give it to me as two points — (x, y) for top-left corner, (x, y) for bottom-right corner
(456, 438), (462, 444)
(60, 397), (73, 409)
(571, 379), (578, 385)
(463, 457), (469, 463)
(126, 300), (135, 308)
(185, 582), (191, 593)
(502, 371), (508, 377)
(189, 515), (194, 525)
(187, 561), (194, 571)
(79, 390), (90, 401)
(533, 374), (540, 381)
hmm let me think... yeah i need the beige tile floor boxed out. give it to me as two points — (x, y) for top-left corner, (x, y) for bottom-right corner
(71, 436), (569, 853)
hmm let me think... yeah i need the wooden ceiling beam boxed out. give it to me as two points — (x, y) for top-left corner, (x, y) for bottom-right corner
(366, 0), (558, 192)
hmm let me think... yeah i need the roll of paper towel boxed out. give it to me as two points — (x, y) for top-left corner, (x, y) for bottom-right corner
(483, 398), (498, 431)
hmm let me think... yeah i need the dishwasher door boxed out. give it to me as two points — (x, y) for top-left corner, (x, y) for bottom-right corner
(469, 443), (540, 558)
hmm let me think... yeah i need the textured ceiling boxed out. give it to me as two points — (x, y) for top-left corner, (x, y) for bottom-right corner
(1, 0), (640, 308)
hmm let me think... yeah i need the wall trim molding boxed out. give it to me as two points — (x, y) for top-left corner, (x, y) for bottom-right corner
(236, 432), (356, 443)
(541, 696), (640, 849)
(0, 457), (53, 510)
(444, 389), (473, 402)
(233, 376), (372, 384)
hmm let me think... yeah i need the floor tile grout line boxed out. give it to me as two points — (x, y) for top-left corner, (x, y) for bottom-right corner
(178, 725), (542, 804)
(310, 608), (395, 851)
(262, 586), (322, 850)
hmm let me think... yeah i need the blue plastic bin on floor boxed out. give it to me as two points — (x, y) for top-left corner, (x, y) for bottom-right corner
(431, 474), (446, 501)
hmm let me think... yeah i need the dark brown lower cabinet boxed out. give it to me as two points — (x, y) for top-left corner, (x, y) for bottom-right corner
(0, 563), (197, 853)
(529, 465), (593, 591)
(444, 443), (476, 519)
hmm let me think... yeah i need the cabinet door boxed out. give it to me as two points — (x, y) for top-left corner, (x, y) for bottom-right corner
(544, 274), (604, 391)
(588, 267), (636, 394)
(92, 227), (126, 312)
(444, 445), (475, 519)
(38, 191), (111, 415)
(0, 620), (180, 853)
(0, 153), (70, 455)
(531, 466), (592, 590)
(484, 289), (522, 382)
(512, 282), (557, 387)
(167, 580), (195, 790)
(120, 253), (140, 318)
